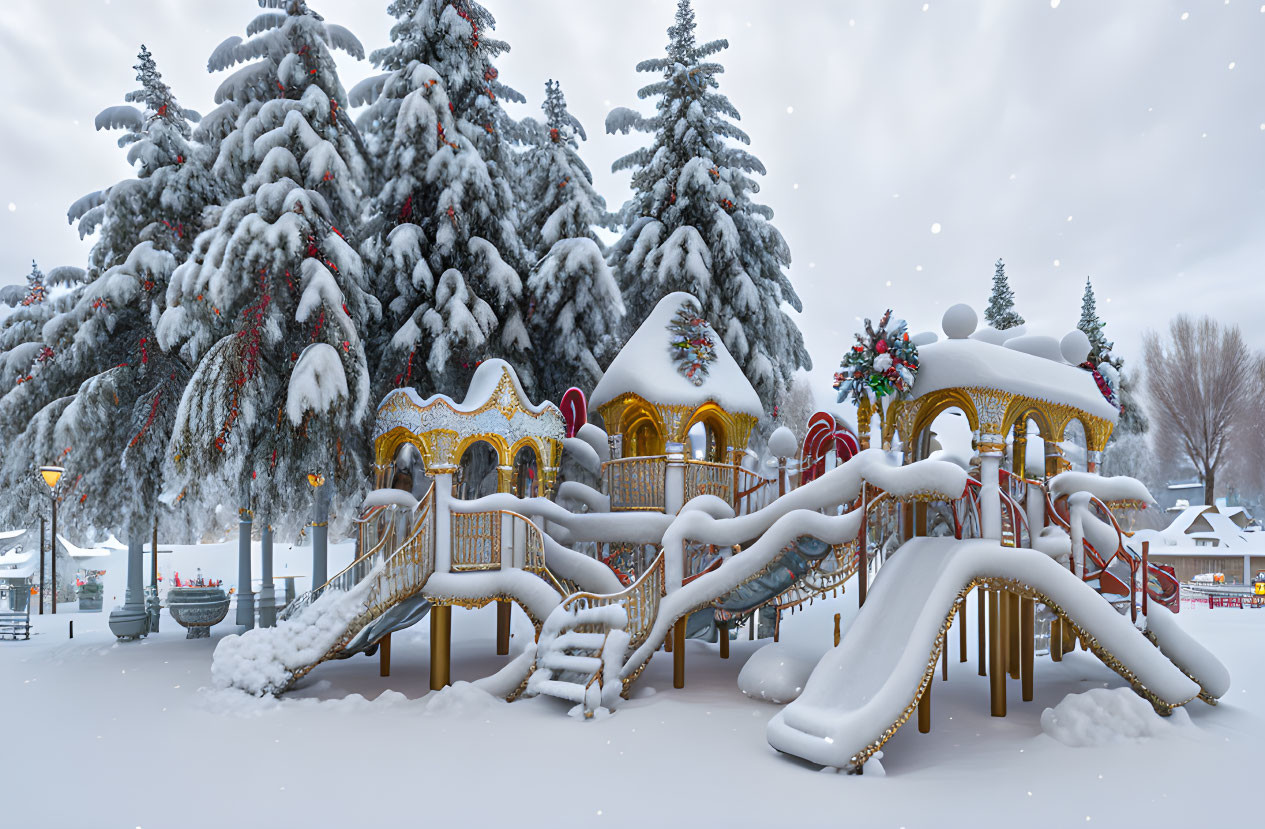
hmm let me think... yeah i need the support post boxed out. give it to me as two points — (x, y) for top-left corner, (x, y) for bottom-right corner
(1050, 616), (1063, 661)
(496, 599), (511, 655)
(108, 531), (149, 640)
(1063, 617), (1078, 653)
(50, 494), (58, 614)
(977, 585), (987, 677)
(311, 485), (329, 592)
(235, 484), (254, 630)
(718, 622), (729, 659)
(1021, 597), (1035, 702)
(664, 443), (686, 515)
(959, 602), (968, 663)
(1141, 541), (1150, 619)
(980, 452), (1003, 541)
(990, 589), (1006, 717)
(380, 632), (392, 677)
(430, 604), (451, 690)
(258, 520), (276, 628)
(918, 682), (931, 733)
(151, 515), (159, 592)
(1008, 591), (1020, 680)
(672, 617), (686, 689)
(834, 613), (842, 648)
(941, 631), (948, 680)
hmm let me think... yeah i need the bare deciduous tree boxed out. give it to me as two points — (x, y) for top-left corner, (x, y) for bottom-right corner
(1144, 315), (1264, 507)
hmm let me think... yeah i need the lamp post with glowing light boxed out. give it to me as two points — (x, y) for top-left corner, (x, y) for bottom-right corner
(308, 473), (329, 590)
(38, 466), (64, 614)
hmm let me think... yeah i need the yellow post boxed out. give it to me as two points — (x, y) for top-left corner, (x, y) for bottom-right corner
(1021, 597), (1035, 702)
(834, 613), (842, 647)
(918, 681), (931, 733)
(719, 622), (729, 659)
(977, 586), (987, 677)
(496, 599), (511, 656)
(379, 632), (391, 678)
(673, 617), (686, 689)
(430, 604), (451, 691)
(1063, 617), (1078, 653)
(990, 590), (1006, 717)
(941, 631), (949, 681)
(1050, 616), (1063, 662)
(959, 601), (968, 663)
(1007, 591), (1021, 680)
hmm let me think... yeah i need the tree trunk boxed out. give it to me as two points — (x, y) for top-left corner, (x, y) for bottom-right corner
(1204, 467), (1216, 508)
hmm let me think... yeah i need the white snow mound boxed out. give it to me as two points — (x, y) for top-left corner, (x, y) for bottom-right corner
(1040, 688), (1193, 747)
(738, 642), (817, 704)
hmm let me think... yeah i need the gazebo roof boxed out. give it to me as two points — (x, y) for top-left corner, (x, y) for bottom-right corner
(591, 292), (762, 418)
(912, 338), (1119, 423)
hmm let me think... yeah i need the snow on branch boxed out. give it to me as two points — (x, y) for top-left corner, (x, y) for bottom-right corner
(605, 107), (648, 136)
(66, 190), (106, 224)
(348, 73), (389, 107)
(94, 105), (143, 132)
(325, 24), (364, 60)
(287, 343), (349, 425)
(246, 11), (285, 36)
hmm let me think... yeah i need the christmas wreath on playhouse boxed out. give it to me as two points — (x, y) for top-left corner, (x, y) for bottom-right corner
(834, 310), (920, 403)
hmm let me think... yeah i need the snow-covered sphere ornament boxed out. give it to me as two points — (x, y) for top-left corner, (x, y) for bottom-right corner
(768, 426), (798, 458)
(1060, 329), (1091, 365)
(942, 304), (978, 339)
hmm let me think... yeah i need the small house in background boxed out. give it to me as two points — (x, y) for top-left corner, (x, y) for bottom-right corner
(1133, 504), (1265, 584)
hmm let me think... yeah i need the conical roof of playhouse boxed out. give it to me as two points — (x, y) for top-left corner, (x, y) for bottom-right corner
(591, 292), (763, 418)
(396, 358), (553, 415)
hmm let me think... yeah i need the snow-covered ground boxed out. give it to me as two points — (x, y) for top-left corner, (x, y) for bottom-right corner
(1, 549), (1259, 828)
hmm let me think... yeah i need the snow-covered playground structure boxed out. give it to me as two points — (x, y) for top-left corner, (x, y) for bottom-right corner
(213, 294), (1228, 774)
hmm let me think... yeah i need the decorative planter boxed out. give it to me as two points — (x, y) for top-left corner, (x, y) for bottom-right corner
(77, 582), (103, 612)
(167, 587), (230, 639)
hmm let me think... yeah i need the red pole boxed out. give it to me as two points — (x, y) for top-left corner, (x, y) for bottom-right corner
(1141, 541), (1149, 619)
(858, 482), (868, 608)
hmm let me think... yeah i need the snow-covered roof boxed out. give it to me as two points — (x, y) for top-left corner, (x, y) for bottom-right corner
(590, 292), (762, 418)
(0, 563), (34, 581)
(397, 359), (553, 415)
(912, 338), (1119, 422)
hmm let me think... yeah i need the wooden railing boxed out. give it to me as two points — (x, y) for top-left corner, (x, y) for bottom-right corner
(603, 456), (667, 511)
(562, 551), (665, 651)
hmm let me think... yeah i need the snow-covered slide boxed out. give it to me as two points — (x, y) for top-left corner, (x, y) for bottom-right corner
(767, 537), (1208, 772)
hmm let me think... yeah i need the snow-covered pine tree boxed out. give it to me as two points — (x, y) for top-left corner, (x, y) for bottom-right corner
(1079, 277), (1148, 437)
(605, 0), (810, 415)
(354, 0), (532, 398)
(157, 1), (376, 535)
(984, 258), (1024, 330)
(519, 80), (624, 401)
(0, 47), (213, 544)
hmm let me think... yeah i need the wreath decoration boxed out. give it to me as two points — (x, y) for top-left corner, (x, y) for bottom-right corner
(833, 309), (919, 403)
(668, 300), (717, 386)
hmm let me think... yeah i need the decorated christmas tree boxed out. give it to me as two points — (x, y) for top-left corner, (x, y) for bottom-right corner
(156, 1), (375, 535)
(522, 80), (624, 401)
(605, 0), (810, 415)
(355, 0), (532, 398)
(1079, 277), (1147, 436)
(984, 258), (1024, 330)
(0, 46), (212, 543)
(1078, 277), (1115, 366)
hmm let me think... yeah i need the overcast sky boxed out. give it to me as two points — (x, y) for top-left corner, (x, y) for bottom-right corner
(1, 0), (1262, 399)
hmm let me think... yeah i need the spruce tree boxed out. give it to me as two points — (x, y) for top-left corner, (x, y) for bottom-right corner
(605, 0), (810, 414)
(1079, 277), (1148, 437)
(521, 80), (623, 401)
(354, 0), (532, 398)
(0, 46), (213, 544)
(156, 1), (375, 535)
(984, 258), (1024, 329)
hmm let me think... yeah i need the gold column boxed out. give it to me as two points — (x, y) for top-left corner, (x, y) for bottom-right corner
(959, 601), (968, 663)
(673, 617), (686, 689)
(918, 681), (931, 733)
(719, 622), (729, 659)
(496, 464), (513, 494)
(496, 600), (511, 656)
(379, 632), (391, 678)
(1007, 591), (1021, 680)
(1013, 423), (1028, 481)
(430, 604), (452, 691)
(1063, 618), (1078, 653)
(1050, 616), (1063, 662)
(977, 586), (987, 677)
(915, 501), (928, 538)
(989, 589), (1006, 717)
(1021, 597), (1035, 702)
(941, 631), (949, 680)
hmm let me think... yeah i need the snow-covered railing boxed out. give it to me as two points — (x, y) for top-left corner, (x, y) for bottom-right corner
(604, 456), (667, 511)
(683, 459), (733, 505)
(734, 466), (776, 514)
(562, 551), (665, 652)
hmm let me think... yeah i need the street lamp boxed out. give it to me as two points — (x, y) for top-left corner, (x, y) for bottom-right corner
(38, 465), (64, 615)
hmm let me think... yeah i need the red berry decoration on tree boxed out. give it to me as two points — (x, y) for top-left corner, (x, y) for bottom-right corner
(834, 309), (920, 404)
(667, 299), (718, 386)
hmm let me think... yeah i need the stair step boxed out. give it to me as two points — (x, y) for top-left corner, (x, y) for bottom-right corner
(541, 652), (602, 674)
(533, 679), (588, 704)
(554, 631), (608, 650)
